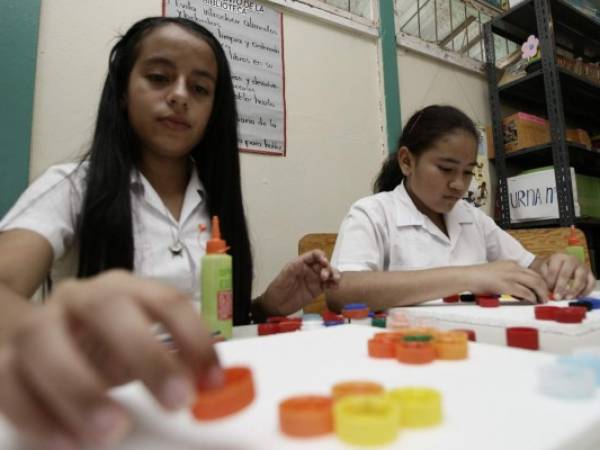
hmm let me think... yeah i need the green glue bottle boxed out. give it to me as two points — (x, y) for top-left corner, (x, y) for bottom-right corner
(201, 216), (233, 340)
(565, 225), (585, 264)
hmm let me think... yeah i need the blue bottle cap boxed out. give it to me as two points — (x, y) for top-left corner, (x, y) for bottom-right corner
(344, 303), (368, 310)
(539, 363), (595, 399)
(558, 354), (600, 385)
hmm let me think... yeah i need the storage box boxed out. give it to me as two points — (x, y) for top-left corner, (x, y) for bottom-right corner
(567, 128), (592, 149)
(507, 167), (600, 222)
(503, 112), (551, 153)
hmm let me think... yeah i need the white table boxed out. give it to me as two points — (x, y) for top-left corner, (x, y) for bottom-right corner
(2, 325), (599, 450)
(392, 290), (600, 355)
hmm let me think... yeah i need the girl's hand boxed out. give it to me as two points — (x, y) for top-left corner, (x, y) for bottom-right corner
(536, 253), (596, 300)
(260, 250), (341, 316)
(0, 270), (222, 449)
(468, 260), (549, 303)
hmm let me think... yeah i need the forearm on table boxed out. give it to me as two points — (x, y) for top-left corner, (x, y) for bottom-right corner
(326, 267), (476, 312)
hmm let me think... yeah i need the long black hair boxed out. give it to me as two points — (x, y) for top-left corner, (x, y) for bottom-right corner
(77, 17), (254, 325)
(373, 105), (479, 193)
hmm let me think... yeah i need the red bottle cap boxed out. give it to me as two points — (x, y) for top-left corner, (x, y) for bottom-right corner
(478, 296), (500, 308)
(192, 367), (255, 420)
(555, 307), (586, 323)
(567, 225), (580, 246)
(450, 329), (476, 341)
(443, 294), (460, 303)
(279, 395), (333, 437)
(267, 316), (288, 324)
(258, 323), (280, 335)
(279, 320), (302, 332)
(506, 327), (539, 350)
(535, 305), (560, 321)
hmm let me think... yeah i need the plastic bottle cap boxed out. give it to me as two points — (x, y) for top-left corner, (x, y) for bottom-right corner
(567, 225), (580, 246)
(535, 305), (560, 320)
(278, 320), (302, 333)
(459, 293), (476, 302)
(443, 294), (460, 303)
(538, 363), (596, 399)
(435, 331), (469, 360)
(576, 297), (600, 310)
(387, 387), (442, 428)
(368, 337), (396, 358)
(344, 303), (368, 310)
(192, 367), (255, 420)
(342, 307), (370, 319)
(258, 323), (279, 336)
(371, 317), (387, 328)
(506, 327), (539, 350)
(302, 314), (322, 321)
(555, 307), (586, 323)
(332, 381), (384, 401)
(206, 216), (229, 254)
(568, 300), (593, 311)
(558, 354), (600, 384)
(478, 296), (500, 308)
(450, 329), (476, 341)
(396, 341), (436, 364)
(279, 395), (333, 437)
(333, 395), (399, 446)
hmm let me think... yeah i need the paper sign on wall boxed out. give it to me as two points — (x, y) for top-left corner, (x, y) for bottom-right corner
(164, 0), (286, 156)
(507, 167), (580, 222)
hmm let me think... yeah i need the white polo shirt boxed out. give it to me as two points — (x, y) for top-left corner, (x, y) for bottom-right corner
(0, 162), (211, 302)
(331, 182), (535, 272)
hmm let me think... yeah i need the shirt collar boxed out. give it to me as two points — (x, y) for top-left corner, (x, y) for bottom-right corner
(393, 181), (474, 244)
(130, 165), (206, 225)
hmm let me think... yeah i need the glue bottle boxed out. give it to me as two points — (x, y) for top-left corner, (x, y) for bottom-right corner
(201, 216), (233, 339)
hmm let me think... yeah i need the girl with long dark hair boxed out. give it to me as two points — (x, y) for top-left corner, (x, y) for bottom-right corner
(0, 17), (338, 448)
(328, 105), (594, 312)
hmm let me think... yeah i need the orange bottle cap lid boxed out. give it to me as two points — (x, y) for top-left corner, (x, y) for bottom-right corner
(332, 381), (384, 401)
(279, 395), (333, 437)
(396, 341), (436, 364)
(567, 225), (580, 245)
(368, 338), (396, 358)
(192, 366), (255, 420)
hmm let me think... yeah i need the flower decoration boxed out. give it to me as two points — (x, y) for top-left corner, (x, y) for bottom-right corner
(522, 35), (540, 60)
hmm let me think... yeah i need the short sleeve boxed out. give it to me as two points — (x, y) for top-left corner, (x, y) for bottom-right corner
(476, 209), (535, 267)
(331, 200), (387, 272)
(0, 163), (85, 261)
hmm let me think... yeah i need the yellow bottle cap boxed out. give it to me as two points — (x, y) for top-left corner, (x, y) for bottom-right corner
(388, 387), (442, 428)
(333, 394), (399, 446)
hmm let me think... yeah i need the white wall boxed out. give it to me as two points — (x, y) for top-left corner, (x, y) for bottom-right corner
(29, 0), (385, 297)
(397, 49), (490, 128)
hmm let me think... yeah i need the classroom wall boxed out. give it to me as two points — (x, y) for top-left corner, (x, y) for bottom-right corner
(28, 0), (385, 297)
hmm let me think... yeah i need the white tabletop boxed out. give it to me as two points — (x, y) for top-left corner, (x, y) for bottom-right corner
(392, 290), (600, 355)
(2, 325), (599, 450)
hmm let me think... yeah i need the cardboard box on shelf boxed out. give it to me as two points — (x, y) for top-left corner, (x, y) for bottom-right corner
(566, 128), (592, 149)
(503, 112), (551, 153)
(507, 167), (600, 222)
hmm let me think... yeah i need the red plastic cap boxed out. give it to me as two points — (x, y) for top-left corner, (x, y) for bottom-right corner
(535, 305), (560, 321)
(278, 320), (302, 333)
(555, 307), (586, 323)
(506, 327), (539, 350)
(279, 395), (333, 437)
(258, 323), (280, 335)
(567, 225), (580, 246)
(443, 294), (460, 303)
(478, 296), (500, 308)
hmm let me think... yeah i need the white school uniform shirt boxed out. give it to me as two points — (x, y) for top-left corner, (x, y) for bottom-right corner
(331, 182), (535, 272)
(0, 162), (210, 304)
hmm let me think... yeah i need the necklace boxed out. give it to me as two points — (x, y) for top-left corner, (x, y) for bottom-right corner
(164, 209), (184, 257)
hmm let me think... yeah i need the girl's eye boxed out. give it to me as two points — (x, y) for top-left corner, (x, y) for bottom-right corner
(194, 85), (209, 95)
(147, 73), (168, 83)
(438, 166), (452, 173)
(464, 171), (475, 176)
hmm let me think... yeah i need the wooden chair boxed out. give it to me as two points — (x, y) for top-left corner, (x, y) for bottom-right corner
(506, 227), (591, 268)
(298, 233), (338, 314)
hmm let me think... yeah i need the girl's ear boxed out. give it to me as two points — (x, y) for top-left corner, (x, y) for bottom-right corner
(397, 146), (413, 177)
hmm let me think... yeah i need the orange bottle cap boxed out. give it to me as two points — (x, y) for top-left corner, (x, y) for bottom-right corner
(332, 381), (384, 401)
(192, 366), (255, 420)
(368, 338), (396, 358)
(279, 395), (333, 437)
(396, 341), (436, 364)
(206, 216), (229, 254)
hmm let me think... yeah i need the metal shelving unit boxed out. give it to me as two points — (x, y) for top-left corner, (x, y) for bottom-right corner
(484, 0), (600, 270)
